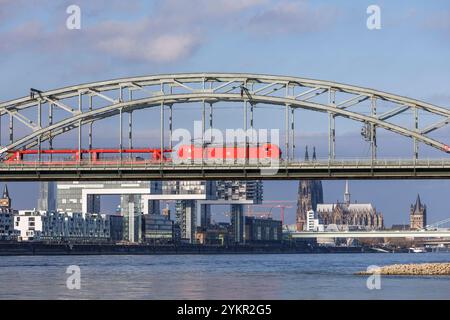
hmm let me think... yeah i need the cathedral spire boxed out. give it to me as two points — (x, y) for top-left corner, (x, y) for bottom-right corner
(344, 180), (351, 205)
(312, 146), (317, 161)
(304, 146), (309, 161)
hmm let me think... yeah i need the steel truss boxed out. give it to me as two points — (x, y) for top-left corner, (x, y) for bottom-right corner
(1, 73), (450, 162)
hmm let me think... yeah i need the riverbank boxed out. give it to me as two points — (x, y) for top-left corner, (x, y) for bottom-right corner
(0, 242), (373, 256)
(356, 262), (450, 275)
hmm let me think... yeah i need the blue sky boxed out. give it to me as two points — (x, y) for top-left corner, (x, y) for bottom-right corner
(1, 0), (450, 225)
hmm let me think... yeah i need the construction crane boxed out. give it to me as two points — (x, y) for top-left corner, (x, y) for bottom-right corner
(244, 205), (272, 219)
(262, 200), (297, 204)
(253, 201), (294, 225)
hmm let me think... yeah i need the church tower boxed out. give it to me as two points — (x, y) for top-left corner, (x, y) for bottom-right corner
(0, 184), (11, 209)
(410, 194), (426, 230)
(296, 146), (323, 231)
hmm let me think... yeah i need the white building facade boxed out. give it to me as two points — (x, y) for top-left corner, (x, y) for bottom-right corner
(305, 210), (324, 232)
(14, 210), (115, 242)
(15, 210), (44, 241)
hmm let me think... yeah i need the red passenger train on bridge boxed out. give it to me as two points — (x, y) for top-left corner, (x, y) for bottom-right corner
(177, 144), (281, 162)
(4, 148), (171, 164)
(2, 144), (282, 164)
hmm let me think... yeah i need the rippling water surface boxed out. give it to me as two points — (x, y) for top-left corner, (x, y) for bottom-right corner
(0, 253), (449, 299)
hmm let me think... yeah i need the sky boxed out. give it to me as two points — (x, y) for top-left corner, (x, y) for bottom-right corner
(1, 0), (450, 226)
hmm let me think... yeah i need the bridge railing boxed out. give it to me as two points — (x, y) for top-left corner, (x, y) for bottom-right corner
(1, 158), (450, 169)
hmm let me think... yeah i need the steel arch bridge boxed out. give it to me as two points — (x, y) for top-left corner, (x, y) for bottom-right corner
(1, 72), (450, 181)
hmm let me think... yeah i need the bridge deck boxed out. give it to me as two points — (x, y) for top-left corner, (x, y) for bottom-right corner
(290, 230), (450, 238)
(1, 159), (450, 181)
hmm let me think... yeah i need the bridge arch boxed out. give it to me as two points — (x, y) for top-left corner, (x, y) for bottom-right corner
(1, 73), (449, 159)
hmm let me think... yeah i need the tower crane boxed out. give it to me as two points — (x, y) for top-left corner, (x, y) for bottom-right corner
(253, 201), (295, 225)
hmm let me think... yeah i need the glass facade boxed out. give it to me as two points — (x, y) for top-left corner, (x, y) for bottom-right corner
(37, 182), (56, 212)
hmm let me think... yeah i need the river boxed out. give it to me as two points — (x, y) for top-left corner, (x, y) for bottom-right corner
(0, 252), (449, 299)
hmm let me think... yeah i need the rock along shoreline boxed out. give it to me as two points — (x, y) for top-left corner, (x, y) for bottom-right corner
(356, 263), (450, 276)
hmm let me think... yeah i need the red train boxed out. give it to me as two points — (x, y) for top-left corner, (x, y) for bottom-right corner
(177, 144), (281, 161)
(3, 148), (171, 164)
(2, 144), (281, 164)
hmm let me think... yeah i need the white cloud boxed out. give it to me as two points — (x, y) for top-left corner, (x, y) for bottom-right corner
(83, 0), (270, 63)
(0, 0), (263, 64)
(0, 0), (339, 66)
(85, 16), (204, 63)
(96, 33), (202, 63)
(247, 0), (339, 36)
(154, 0), (268, 19)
